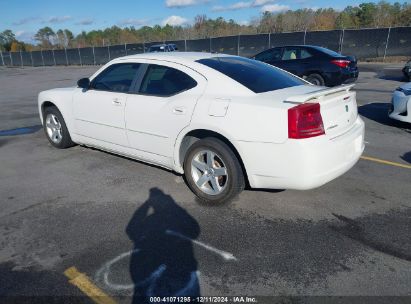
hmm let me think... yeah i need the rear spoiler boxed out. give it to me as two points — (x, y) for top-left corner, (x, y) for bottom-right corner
(285, 84), (355, 104)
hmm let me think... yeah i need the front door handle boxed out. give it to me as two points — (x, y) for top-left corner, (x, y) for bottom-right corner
(173, 107), (186, 115)
(112, 98), (122, 106)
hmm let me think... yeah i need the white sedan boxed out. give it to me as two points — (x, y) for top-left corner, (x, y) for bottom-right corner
(38, 52), (365, 203)
(389, 82), (411, 123)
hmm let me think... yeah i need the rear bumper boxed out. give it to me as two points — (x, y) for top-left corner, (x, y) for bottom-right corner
(236, 117), (365, 190)
(324, 68), (359, 87)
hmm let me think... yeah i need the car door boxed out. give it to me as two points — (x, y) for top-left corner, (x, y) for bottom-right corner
(125, 61), (206, 167)
(72, 63), (141, 147)
(276, 47), (314, 77)
(276, 47), (301, 75)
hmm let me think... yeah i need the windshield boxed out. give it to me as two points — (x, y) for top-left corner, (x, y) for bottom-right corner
(196, 56), (304, 93)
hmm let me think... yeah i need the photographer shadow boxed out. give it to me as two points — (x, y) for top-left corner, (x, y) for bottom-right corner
(126, 188), (200, 303)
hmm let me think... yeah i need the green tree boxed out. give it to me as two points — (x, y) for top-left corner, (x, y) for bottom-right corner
(0, 30), (16, 51)
(35, 27), (55, 48)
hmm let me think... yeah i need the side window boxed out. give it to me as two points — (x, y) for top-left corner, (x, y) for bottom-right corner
(282, 48), (298, 60)
(139, 64), (197, 96)
(300, 48), (313, 59)
(91, 63), (140, 93)
(255, 48), (282, 63)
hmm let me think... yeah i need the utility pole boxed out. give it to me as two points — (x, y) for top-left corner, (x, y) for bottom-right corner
(40, 49), (45, 66)
(92, 46), (96, 65)
(78, 48), (82, 66)
(64, 48), (69, 65)
(30, 51), (34, 67)
(340, 29), (345, 54)
(0, 50), (4, 66)
(19, 50), (23, 67)
(237, 35), (240, 56)
(52, 49), (56, 66)
(303, 29), (307, 45)
(383, 27), (391, 61)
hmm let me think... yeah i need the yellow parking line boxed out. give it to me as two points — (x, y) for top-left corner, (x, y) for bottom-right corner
(64, 266), (117, 304)
(360, 156), (411, 169)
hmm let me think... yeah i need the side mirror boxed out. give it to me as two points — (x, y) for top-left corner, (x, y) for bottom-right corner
(77, 78), (90, 89)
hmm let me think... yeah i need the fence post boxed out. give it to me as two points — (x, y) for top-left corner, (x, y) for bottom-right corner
(237, 35), (240, 56)
(30, 51), (34, 67)
(108, 45), (111, 60)
(209, 37), (212, 52)
(64, 48), (69, 66)
(383, 27), (391, 62)
(92, 46), (96, 65)
(20, 50), (23, 67)
(0, 50), (4, 66)
(40, 49), (45, 66)
(78, 48), (82, 66)
(304, 29), (307, 45)
(143, 42), (146, 53)
(184, 39), (187, 52)
(52, 49), (56, 66)
(10, 52), (14, 66)
(124, 43), (127, 55)
(340, 29), (345, 54)
(268, 33), (271, 48)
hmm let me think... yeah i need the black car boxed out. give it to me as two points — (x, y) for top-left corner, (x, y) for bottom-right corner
(402, 60), (411, 81)
(148, 44), (177, 53)
(253, 45), (358, 87)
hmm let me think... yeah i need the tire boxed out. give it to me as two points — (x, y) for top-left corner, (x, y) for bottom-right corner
(306, 73), (325, 86)
(183, 137), (245, 204)
(43, 106), (75, 149)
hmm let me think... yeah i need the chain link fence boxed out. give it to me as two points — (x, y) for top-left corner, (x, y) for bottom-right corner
(1, 26), (410, 67)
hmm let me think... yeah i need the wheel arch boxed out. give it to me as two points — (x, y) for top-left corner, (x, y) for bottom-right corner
(39, 101), (58, 124)
(175, 128), (250, 187)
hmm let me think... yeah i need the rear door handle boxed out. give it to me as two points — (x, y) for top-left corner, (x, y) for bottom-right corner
(173, 107), (186, 115)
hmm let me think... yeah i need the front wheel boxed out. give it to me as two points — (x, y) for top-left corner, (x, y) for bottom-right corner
(43, 106), (75, 149)
(184, 138), (245, 205)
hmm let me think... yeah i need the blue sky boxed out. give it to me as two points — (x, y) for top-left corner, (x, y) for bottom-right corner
(0, 0), (399, 42)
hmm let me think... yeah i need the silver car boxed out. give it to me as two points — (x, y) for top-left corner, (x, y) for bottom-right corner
(389, 82), (411, 123)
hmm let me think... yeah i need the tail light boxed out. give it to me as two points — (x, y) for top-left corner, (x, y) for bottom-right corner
(331, 59), (350, 68)
(288, 103), (325, 139)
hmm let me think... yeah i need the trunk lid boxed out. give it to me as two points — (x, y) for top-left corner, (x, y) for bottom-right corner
(285, 84), (358, 138)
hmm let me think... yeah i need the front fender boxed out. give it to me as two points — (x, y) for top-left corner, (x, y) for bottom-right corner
(38, 87), (77, 133)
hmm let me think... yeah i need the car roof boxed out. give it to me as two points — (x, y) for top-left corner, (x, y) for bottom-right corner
(270, 45), (322, 49)
(117, 52), (231, 63)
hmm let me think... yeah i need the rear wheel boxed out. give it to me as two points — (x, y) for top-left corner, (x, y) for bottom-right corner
(306, 73), (325, 86)
(43, 106), (74, 149)
(184, 138), (245, 204)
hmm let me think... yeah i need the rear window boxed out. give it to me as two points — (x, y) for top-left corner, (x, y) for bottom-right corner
(196, 56), (304, 93)
(312, 46), (344, 57)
